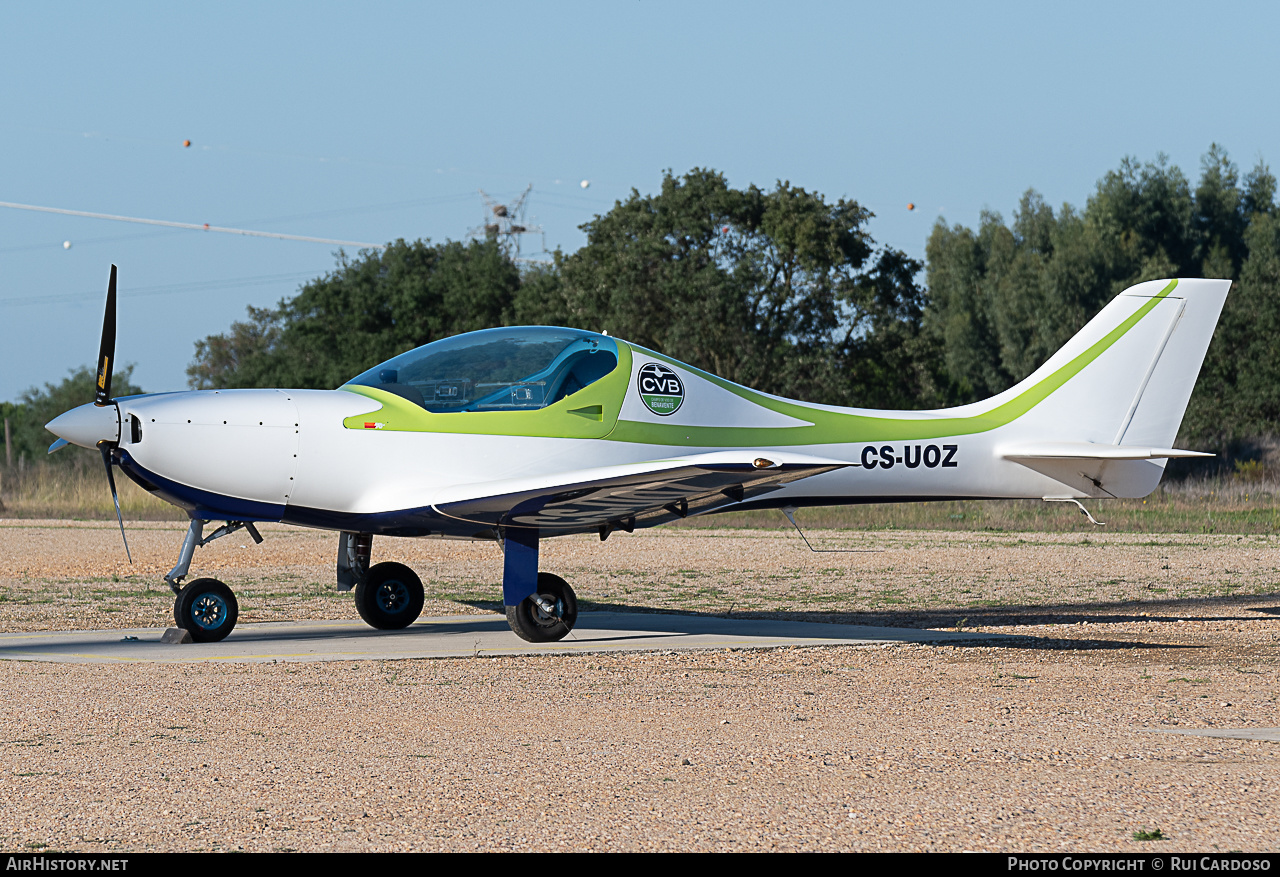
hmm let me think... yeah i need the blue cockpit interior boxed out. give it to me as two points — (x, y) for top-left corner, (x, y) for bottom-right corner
(344, 327), (619, 413)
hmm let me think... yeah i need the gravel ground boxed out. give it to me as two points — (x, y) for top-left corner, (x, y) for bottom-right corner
(0, 519), (1277, 852)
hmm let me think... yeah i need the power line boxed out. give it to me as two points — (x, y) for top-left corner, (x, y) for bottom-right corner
(0, 192), (479, 255)
(243, 191), (478, 226)
(0, 200), (388, 249)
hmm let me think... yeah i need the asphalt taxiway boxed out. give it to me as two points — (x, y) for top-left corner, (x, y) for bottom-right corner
(0, 611), (1001, 664)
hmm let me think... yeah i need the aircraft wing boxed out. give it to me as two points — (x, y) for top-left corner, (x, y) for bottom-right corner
(431, 451), (848, 536)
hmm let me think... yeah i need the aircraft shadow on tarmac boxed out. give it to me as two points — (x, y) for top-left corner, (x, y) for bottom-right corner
(2, 592), (1270, 660)
(219, 619), (690, 647)
(447, 589), (1279, 653)
(555, 583), (1274, 632)
(0, 608), (896, 662)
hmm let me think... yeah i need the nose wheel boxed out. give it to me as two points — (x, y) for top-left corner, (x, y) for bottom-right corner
(174, 578), (239, 643)
(506, 572), (577, 643)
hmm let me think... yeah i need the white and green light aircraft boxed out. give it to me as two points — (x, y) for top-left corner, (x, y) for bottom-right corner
(46, 268), (1228, 644)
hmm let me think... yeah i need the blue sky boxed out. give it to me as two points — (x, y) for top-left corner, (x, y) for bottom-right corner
(2, 1), (1276, 402)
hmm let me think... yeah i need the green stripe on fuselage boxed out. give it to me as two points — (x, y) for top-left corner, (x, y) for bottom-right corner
(339, 280), (1176, 448)
(339, 342), (634, 438)
(608, 279), (1179, 447)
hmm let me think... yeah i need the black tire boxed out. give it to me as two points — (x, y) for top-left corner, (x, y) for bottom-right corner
(173, 578), (239, 643)
(506, 572), (577, 643)
(355, 561), (424, 630)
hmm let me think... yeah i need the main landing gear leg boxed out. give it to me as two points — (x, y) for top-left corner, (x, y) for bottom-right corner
(336, 532), (372, 592)
(164, 517), (261, 643)
(502, 528), (577, 643)
(340, 532), (425, 630)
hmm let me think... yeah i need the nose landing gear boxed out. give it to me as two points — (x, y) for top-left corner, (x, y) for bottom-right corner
(163, 518), (261, 643)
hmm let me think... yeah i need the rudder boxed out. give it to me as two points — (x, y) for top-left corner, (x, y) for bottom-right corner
(991, 277), (1229, 498)
(989, 278), (1229, 446)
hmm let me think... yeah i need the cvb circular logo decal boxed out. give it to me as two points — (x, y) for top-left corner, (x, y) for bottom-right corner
(637, 362), (685, 416)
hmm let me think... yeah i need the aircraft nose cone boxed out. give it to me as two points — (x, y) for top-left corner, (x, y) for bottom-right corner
(46, 402), (121, 450)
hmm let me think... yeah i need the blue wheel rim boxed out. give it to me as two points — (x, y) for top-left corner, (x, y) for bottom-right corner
(189, 592), (228, 631)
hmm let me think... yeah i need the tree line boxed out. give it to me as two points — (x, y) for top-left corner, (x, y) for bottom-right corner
(7, 147), (1278, 470)
(926, 146), (1278, 451)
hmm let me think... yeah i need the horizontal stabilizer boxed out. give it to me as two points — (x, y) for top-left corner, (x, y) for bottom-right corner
(1001, 442), (1213, 500)
(1001, 442), (1214, 461)
(433, 451), (848, 534)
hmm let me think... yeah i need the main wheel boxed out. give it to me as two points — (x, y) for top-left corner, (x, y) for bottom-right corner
(506, 572), (578, 643)
(355, 562), (424, 630)
(174, 578), (239, 643)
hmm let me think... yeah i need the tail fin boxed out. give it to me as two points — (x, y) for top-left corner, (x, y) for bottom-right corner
(1112, 278), (1229, 448)
(992, 278), (1229, 497)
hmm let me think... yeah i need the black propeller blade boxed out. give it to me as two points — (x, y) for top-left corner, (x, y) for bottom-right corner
(100, 442), (132, 564)
(95, 264), (117, 407)
(95, 264), (131, 563)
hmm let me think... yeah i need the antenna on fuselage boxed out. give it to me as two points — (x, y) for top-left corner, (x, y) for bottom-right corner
(780, 506), (881, 554)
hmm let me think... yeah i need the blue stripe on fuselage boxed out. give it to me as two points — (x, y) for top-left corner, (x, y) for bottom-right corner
(116, 449), (493, 539)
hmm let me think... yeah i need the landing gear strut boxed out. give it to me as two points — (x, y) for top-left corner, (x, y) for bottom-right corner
(501, 528), (577, 643)
(164, 517), (261, 643)
(336, 531), (372, 592)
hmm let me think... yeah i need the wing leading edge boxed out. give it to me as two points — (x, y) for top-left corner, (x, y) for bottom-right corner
(431, 451), (848, 537)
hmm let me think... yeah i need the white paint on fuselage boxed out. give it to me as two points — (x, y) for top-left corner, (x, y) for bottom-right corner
(121, 387), (1094, 523)
(100, 278), (1226, 533)
(123, 389), (303, 507)
(619, 354), (814, 429)
(289, 393), (607, 514)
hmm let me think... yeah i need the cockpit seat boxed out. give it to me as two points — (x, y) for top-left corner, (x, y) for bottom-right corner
(547, 350), (619, 405)
(377, 382), (425, 408)
(345, 327), (620, 414)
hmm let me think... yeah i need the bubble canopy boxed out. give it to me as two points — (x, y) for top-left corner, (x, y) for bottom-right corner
(344, 327), (619, 413)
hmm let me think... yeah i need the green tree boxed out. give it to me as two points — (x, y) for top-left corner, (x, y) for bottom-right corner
(1193, 144), (1248, 279)
(555, 168), (939, 407)
(1086, 153), (1197, 286)
(1182, 162), (1280, 448)
(925, 147), (1275, 440)
(925, 194), (1111, 399)
(193, 170), (940, 410)
(188, 238), (533, 389)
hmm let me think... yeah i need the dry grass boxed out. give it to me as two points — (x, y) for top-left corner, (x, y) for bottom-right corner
(0, 460), (181, 521)
(686, 475), (1280, 535)
(1, 460), (1276, 534)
